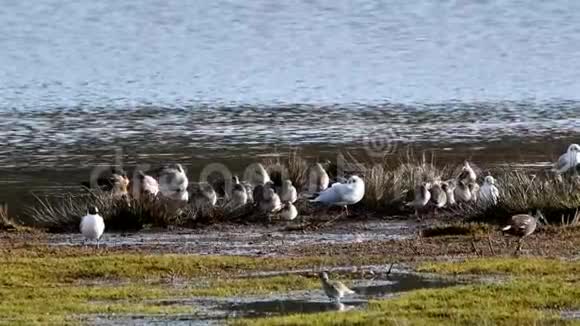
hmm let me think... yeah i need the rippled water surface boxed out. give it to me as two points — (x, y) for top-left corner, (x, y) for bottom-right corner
(1, 1), (580, 210)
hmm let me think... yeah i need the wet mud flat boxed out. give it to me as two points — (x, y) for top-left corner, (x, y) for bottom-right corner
(3, 220), (416, 256)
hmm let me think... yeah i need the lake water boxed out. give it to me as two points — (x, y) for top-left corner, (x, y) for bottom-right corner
(1, 1), (580, 212)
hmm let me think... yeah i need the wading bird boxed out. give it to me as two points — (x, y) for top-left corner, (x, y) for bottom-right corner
(319, 271), (355, 303)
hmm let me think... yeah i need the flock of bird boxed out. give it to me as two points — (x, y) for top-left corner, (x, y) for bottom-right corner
(77, 144), (580, 254)
(408, 162), (500, 218)
(79, 161), (365, 245)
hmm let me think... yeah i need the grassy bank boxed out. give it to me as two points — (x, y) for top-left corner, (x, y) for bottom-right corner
(0, 249), (391, 324)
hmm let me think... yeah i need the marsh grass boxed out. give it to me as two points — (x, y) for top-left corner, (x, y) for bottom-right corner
(0, 202), (17, 230)
(27, 192), (182, 232)
(19, 152), (580, 230)
(471, 170), (580, 225)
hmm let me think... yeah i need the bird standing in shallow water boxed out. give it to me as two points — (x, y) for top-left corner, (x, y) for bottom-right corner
(319, 272), (355, 303)
(502, 210), (544, 254)
(80, 206), (105, 248)
(479, 175), (499, 207)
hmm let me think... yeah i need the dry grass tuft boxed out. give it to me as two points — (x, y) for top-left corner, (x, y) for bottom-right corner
(26, 192), (184, 232)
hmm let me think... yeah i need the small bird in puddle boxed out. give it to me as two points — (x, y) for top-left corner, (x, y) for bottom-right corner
(80, 206), (105, 248)
(502, 209), (545, 254)
(319, 271), (355, 303)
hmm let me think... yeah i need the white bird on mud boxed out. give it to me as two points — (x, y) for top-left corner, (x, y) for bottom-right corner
(454, 180), (472, 203)
(408, 183), (431, 218)
(479, 176), (499, 207)
(134, 170), (159, 198)
(458, 161), (477, 184)
(80, 206), (105, 248)
(319, 272), (355, 303)
(553, 144), (580, 174)
(279, 201), (298, 221)
(309, 175), (365, 216)
(158, 164), (189, 202)
(280, 179), (298, 203)
(308, 163), (330, 192)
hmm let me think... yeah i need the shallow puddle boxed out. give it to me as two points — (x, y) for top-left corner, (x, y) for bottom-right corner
(92, 271), (461, 325)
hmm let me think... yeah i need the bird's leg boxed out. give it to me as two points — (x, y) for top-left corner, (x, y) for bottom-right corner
(513, 239), (523, 256)
(344, 205), (349, 216)
(96, 239), (100, 250)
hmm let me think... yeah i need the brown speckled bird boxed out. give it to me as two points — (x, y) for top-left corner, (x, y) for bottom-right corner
(502, 210), (545, 254)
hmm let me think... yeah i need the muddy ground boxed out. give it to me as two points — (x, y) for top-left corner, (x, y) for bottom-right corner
(2, 217), (578, 262)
